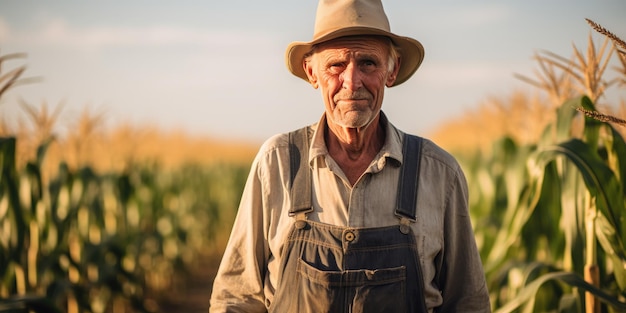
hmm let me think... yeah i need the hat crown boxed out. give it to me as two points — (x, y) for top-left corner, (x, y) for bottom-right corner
(313, 0), (391, 39)
(285, 0), (424, 87)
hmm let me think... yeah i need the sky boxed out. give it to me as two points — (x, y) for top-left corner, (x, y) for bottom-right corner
(1, 1), (625, 143)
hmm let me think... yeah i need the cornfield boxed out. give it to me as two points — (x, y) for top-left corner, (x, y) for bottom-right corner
(0, 137), (250, 312)
(0, 18), (625, 313)
(452, 19), (626, 312)
(1, 52), (252, 312)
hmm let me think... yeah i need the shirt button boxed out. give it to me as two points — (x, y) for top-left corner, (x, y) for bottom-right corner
(344, 231), (355, 242)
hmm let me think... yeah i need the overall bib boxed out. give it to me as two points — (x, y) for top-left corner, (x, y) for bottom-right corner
(269, 128), (428, 313)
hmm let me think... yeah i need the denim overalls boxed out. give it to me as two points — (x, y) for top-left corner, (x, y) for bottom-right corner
(268, 127), (428, 313)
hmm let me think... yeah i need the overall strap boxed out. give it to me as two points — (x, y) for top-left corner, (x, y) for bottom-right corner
(288, 127), (313, 216)
(396, 134), (423, 222)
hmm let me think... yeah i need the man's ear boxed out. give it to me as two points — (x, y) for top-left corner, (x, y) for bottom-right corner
(386, 56), (401, 87)
(304, 59), (318, 89)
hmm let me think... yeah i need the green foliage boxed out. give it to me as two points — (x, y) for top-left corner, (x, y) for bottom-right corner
(462, 96), (626, 312)
(0, 135), (249, 312)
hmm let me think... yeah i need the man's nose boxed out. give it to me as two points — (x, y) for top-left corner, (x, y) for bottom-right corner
(341, 62), (363, 91)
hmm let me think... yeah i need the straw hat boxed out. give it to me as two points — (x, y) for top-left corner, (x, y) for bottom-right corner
(285, 0), (425, 87)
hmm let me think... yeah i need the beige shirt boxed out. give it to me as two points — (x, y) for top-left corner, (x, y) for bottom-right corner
(210, 113), (490, 312)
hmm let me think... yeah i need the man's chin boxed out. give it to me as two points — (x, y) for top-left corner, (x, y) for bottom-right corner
(334, 117), (372, 130)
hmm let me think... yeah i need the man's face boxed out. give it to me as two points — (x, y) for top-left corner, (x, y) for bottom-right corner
(304, 36), (399, 130)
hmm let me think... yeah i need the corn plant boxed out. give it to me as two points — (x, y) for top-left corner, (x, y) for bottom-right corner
(1, 128), (250, 312)
(480, 96), (626, 312)
(461, 20), (626, 312)
(0, 133), (250, 312)
(0, 52), (28, 98)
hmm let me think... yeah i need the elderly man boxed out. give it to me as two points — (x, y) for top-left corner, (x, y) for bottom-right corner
(209, 0), (491, 312)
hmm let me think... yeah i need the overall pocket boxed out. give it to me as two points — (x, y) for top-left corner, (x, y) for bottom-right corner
(296, 259), (408, 313)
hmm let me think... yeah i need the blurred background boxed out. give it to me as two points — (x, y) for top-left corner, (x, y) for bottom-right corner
(1, 1), (626, 312)
(1, 1), (624, 142)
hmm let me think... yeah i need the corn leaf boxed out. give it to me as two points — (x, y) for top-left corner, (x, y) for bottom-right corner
(494, 271), (626, 313)
(534, 139), (624, 238)
(595, 213), (626, 292)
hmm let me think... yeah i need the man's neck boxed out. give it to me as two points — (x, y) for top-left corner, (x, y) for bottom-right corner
(325, 115), (385, 185)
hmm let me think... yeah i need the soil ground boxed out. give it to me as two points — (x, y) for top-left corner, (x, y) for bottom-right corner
(153, 253), (221, 313)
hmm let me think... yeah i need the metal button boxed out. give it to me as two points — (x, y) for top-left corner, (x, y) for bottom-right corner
(344, 231), (355, 242)
(399, 224), (411, 234)
(295, 220), (308, 229)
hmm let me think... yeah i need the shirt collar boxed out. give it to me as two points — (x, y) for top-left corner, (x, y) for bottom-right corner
(308, 111), (404, 168)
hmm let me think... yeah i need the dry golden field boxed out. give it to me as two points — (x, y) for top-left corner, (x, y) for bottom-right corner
(429, 90), (626, 154)
(1, 102), (259, 175)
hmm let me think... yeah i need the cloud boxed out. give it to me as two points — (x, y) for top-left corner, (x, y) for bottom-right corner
(1, 17), (275, 50)
(0, 18), (9, 42)
(441, 4), (511, 27)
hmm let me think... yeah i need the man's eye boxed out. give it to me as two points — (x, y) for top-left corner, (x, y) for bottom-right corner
(327, 63), (344, 73)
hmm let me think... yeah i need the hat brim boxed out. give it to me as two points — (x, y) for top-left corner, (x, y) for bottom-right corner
(286, 27), (424, 87)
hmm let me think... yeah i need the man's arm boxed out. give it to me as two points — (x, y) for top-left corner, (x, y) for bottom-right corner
(437, 168), (491, 312)
(209, 158), (269, 313)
